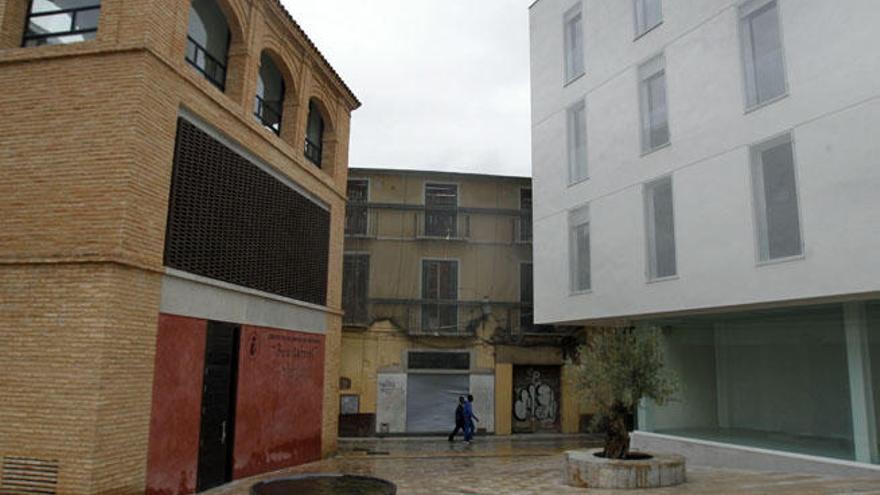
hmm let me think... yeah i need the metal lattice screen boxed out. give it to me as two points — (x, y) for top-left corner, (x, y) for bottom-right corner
(164, 118), (330, 305)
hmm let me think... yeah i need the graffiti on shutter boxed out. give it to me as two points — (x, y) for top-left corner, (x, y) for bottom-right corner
(512, 365), (561, 433)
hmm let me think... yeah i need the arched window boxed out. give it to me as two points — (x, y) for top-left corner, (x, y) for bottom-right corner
(254, 53), (285, 135)
(185, 0), (230, 90)
(23, 0), (102, 47)
(304, 100), (325, 167)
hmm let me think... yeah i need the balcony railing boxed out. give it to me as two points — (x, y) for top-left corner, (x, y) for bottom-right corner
(254, 95), (283, 134)
(416, 210), (470, 240)
(185, 36), (227, 90)
(304, 137), (322, 166)
(341, 298), (545, 338)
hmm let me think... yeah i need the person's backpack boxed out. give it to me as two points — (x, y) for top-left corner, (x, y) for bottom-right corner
(455, 403), (464, 423)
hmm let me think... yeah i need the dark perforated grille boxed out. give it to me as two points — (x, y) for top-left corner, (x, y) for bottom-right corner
(164, 118), (329, 305)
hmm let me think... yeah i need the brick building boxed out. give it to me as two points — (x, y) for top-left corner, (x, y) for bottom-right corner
(0, 0), (358, 493)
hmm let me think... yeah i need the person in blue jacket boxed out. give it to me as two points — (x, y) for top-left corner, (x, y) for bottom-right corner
(463, 394), (479, 442)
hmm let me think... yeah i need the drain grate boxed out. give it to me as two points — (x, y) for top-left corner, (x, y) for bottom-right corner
(0, 456), (59, 495)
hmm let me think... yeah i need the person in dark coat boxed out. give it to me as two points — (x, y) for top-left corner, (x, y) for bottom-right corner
(448, 396), (466, 441)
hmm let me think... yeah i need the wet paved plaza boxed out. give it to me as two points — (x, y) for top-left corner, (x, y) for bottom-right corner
(206, 436), (880, 495)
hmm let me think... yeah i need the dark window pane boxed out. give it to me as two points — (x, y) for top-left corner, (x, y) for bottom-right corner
(73, 8), (99, 30)
(650, 178), (676, 278)
(750, 3), (786, 104)
(425, 184), (458, 237)
(343, 254), (369, 324)
(761, 141), (801, 259)
(408, 352), (470, 370)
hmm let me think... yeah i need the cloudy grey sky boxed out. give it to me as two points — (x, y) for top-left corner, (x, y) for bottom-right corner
(283, 0), (534, 177)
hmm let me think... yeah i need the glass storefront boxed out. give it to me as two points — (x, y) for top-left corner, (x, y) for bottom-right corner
(642, 301), (880, 463)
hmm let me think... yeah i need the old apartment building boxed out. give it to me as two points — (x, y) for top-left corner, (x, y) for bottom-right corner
(337, 168), (588, 437)
(530, 0), (880, 476)
(0, 0), (358, 493)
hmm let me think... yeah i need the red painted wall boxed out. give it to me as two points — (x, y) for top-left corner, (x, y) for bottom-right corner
(145, 314), (206, 495)
(232, 325), (325, 479)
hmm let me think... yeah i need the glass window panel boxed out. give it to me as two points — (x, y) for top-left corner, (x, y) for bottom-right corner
(740, 1), (786, 107)
(564, 7), (584, 82)
(421, 260), (458, 332)
(567, 102), (587, 184)
(635, 0), (662, 36)
(28, 12), (74, 36)
(569, 205), (590, 292)
(760, 141), (801, 259)
(639, 55), (669, 152)
(646, 177), (676, 279)
(73, 8), (99, 30)
(646, 305), (856, 461)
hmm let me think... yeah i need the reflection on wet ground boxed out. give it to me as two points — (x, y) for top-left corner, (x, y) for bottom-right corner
(206, 435), (880, 495)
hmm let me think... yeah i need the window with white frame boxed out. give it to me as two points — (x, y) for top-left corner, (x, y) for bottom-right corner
(633, 0), (662, 38)
(644, 176), (677, 280)
(569, 205), (591, 292)
(638, 54), (669, 153)
(751, 133), (802, 262)
(739, 0), (787, 109)
(567, 100), (588, 184)
(563, 4), (585, 83)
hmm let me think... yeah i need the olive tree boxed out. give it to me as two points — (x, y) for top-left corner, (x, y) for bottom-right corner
(571, 327), (677, 459)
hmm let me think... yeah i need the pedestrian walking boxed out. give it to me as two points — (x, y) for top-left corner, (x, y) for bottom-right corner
(447, 396), (466, 441)
(463, 394), (479, 442)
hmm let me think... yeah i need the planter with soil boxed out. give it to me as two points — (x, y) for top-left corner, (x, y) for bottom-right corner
(563, 448), (685, 489)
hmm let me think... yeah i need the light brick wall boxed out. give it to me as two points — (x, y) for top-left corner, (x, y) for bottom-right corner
(0, 0), (357, 492)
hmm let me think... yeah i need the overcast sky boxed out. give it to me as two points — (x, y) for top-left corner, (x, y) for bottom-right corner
(283, 0), (534, 177)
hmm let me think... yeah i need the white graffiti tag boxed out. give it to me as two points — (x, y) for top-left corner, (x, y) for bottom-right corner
(513, 370), (558, 422)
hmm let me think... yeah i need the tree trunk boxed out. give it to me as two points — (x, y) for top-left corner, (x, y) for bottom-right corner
(603, 403), (630, 459)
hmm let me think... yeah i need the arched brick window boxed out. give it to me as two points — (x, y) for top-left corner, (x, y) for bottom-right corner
(254, 52), (285, 135)
(304, 99), (325, 167)
(186, 0), (230, 90)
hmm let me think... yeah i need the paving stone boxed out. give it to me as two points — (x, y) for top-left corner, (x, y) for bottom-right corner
(206, 437), (880, 495)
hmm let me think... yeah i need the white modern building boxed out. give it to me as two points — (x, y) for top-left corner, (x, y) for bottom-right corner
(529, 0), (880, 474)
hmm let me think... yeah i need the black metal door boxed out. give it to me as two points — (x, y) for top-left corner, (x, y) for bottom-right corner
(196, 321), (240, 492)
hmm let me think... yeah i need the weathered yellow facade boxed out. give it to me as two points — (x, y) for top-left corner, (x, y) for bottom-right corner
(338, 169), (589, 436)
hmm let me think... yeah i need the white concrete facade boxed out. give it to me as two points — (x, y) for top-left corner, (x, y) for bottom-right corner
(529, 0), (880, 325)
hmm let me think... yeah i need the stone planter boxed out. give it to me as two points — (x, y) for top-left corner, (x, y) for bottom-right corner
(563, 449), (686, 489)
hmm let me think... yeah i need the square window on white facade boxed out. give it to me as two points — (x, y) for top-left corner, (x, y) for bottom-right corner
(634, 0), (662, 37)
(739, 0), (787, 108)
(563, 5), (584, 83)
(569, 205), (591, 292)
(750, 133), (802, 262)
(638, 54), (669, 153)
(644, 176), (677, 279)
(567, 100), (587, 184)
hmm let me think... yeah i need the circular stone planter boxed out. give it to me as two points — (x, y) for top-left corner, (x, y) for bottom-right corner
(563, 449), (686, 489)
(251, 474), (396, 495)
